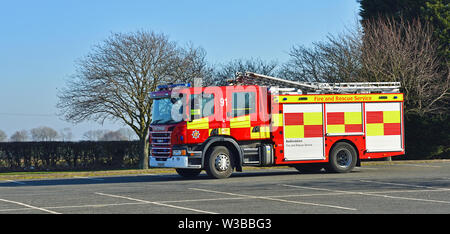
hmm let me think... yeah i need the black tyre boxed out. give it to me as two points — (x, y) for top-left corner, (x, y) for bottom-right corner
(175, 168), (202, 178)
(205, 146), (233, 179)
(327, 142), (357, 173)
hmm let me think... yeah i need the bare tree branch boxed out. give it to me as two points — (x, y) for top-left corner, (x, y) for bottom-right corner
(360, 17), (449, 116)
(58, 30), (210, 168)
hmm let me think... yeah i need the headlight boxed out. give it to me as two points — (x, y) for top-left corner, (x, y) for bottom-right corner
(172, 149), (187, 156)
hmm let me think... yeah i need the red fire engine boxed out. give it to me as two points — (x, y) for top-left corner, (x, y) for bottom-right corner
(149, 72), (405, 179)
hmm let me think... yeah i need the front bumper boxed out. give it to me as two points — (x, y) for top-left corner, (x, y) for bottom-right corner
(149, 155), (202, 169)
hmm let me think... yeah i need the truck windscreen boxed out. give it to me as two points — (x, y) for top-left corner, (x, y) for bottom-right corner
(151, 97), (185, 125)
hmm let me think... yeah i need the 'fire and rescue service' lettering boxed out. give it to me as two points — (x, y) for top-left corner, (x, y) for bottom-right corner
(276, 94), (403, 103)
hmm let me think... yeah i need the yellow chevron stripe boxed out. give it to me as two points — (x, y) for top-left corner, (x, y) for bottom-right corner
(187, 117), (209, 129)
(230, 115), (251, 128)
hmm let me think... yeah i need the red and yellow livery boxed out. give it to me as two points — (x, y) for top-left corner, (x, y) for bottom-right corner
(149, 73), (405, 178)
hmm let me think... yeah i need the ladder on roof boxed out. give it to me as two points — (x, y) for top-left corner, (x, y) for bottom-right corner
(232, 72), (401, 94)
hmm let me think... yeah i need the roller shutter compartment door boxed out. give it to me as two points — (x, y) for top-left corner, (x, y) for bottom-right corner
(325, 103), (363, 136)
(283, 103), (325, 161)
(365, 102), (403, 152)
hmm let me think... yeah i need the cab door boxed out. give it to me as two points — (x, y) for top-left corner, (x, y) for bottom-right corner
(226, 86), (270, 141)
(227, 89), (255, 141)
(186, 88), (217, 143)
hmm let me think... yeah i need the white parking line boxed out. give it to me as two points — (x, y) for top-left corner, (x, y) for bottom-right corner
(189, 187), (357, 211)
(0, 202), (145, 213)
(360, 180), (450, 191)
(0, 198), (61, 214)
(359, 179), (437, 189)
(95, 192), (218, 214)
(282, 183), (450, 205)
(281, 184), (355, 194)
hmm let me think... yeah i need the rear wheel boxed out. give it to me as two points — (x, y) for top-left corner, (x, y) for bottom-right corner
(205, 146), (233, 179)
(327, 142), (357, 173)
(175, 168), (202, 178)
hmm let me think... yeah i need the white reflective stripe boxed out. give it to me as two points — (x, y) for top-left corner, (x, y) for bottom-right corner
(326, 103), (362, 112)
(365, 102), (401, 111)
(326, 132), (364, 136)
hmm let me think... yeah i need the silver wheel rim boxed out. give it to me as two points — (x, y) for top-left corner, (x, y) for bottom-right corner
(215, 154), (230, 171)
(336, 149), (352, 168)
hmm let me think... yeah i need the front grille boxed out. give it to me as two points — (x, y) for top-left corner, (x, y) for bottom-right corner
(152, 132), (170, 138)
(150, 131), (172, 158)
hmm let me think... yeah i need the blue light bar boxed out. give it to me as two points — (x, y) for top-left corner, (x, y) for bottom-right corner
(157, 83), (191, 90)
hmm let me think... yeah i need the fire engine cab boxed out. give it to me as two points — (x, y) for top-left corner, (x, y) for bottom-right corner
(149, 72), (405, 179)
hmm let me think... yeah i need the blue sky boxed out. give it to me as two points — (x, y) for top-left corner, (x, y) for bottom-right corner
(0, 0), (361, 140)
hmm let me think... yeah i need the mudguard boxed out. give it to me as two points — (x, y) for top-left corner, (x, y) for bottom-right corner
(201, 136), (244, 172)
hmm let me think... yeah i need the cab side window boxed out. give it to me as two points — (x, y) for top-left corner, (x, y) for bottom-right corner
(232, 92), (255, 117)
(190, 93), (215, 120)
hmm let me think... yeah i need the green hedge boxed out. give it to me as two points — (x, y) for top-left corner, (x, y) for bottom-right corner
(404, 114), (450, 160)
(0, 141), (140, 172)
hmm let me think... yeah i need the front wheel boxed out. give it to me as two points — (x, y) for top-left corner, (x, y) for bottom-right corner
(205, 146), (233, 179)
(327, 142), (357, 173)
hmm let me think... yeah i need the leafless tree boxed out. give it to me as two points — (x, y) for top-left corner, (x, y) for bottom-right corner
(0, 130), (7, 142)
(99, 130), (128, 141)
(282, 17), (448, 116)
(118, 128), (137, 141)
(360, 17), (449, 116)
(281, 25), (363, 83)
(59, 127), (73, 141)
(30, 126), (59, 141)
(58, 30), (210, 169)
(213, 58), (279, 85)
(10, 130), (29, 142)
(175, 42), (215, 85)
(82, 130), (108, 141)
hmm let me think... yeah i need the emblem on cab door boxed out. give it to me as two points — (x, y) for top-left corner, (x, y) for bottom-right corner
(192, 130), (200, 139)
